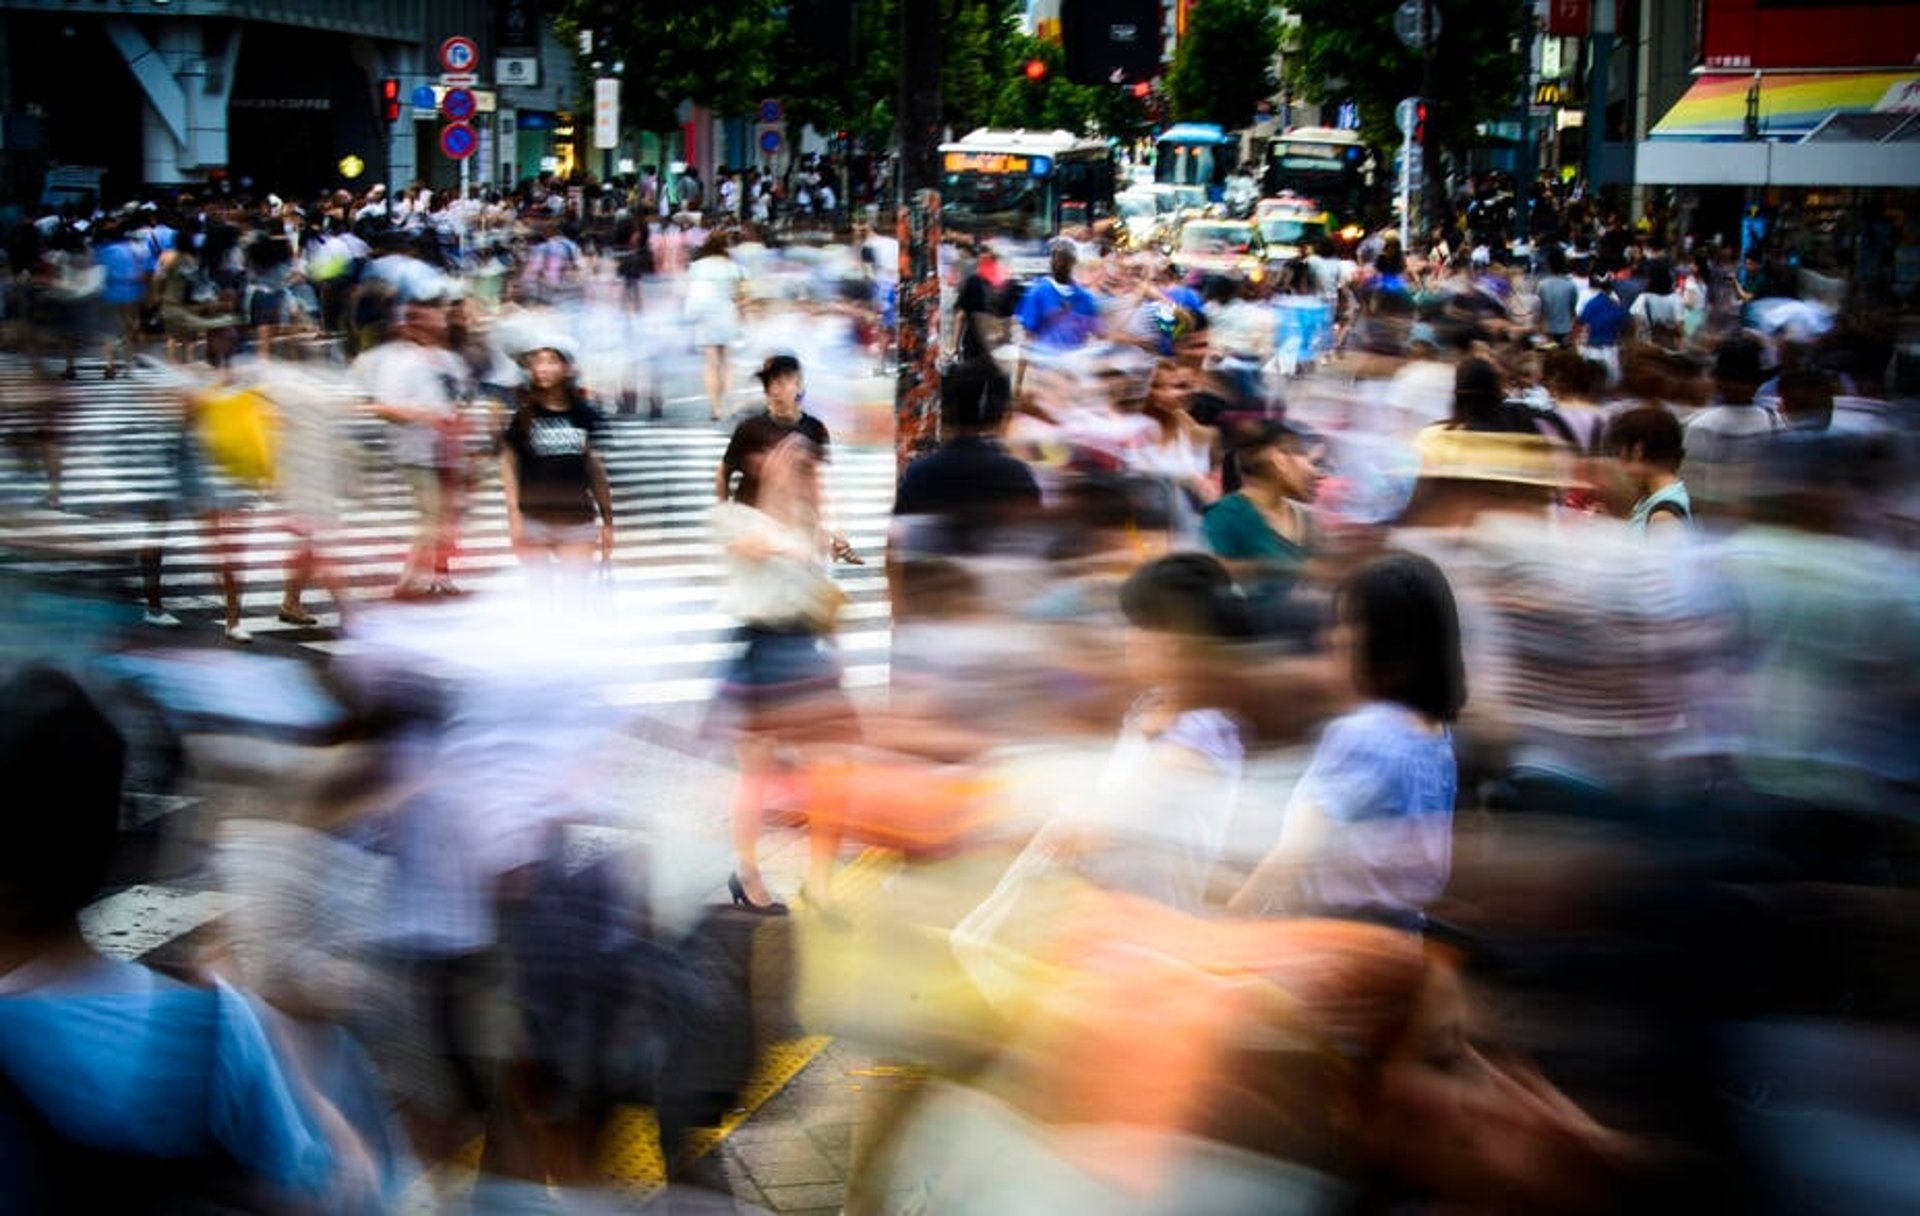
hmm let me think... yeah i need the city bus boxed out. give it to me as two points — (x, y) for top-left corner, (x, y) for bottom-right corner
(1263, 127), (1376, 233)
(1154, 122), (1241, 203)
(938, 129), (1116, 240)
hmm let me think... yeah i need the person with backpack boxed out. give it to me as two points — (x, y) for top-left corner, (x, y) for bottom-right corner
(1629, 260), (1684, 350)
(1606, 406), (1694, 536)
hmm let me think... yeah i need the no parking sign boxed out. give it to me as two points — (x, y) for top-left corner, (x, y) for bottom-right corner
(440, 122), (477, 160)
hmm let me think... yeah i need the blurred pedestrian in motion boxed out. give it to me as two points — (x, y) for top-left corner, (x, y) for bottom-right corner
(685, 231), (747, 421)
(140, 373), (257, 641)
(360, 286), (473, 600)
(498, 335), (616, 596)
(1232, 553), (1465, 929)
(1038, 554), (1250, 912)
(709, 432), (860, 914)
(0, 665), (399, 1212)
(916, 897), (1644, 1214)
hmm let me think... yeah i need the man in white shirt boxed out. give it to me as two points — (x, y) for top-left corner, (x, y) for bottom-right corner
(360, 290), (473, 598)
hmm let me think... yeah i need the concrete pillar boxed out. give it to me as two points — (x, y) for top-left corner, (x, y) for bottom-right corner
(108, 18), (239, 185)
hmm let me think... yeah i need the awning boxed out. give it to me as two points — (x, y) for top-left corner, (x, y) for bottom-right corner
(1639, 69), (1920, 186)
(1649, 70), (1919, 142)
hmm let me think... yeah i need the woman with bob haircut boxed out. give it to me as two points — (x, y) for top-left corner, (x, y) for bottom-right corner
(1231, 552), (1466, 929)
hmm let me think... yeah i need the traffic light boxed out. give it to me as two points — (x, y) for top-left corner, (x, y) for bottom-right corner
(380, 78), (400, 124)
(1415, 101), (1428, 146)
(1024, 58), (1048, 82)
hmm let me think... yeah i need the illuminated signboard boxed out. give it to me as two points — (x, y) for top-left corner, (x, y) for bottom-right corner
(943, 151), (1052, 175)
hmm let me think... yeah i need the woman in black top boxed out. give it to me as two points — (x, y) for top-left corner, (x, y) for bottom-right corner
(500, 338), (615, 585)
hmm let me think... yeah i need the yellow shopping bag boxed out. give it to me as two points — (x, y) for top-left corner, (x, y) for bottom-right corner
(193, 385), (278, 487)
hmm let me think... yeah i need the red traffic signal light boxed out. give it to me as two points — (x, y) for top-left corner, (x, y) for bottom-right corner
(1131, 80), (1151, 98)
(1414, 100), (1428, 144)
(380, 78), (401, 124)
(1024, 58), (1048, 82)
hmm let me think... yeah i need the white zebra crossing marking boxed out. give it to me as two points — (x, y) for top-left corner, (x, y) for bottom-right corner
(1, 356), (900, 701)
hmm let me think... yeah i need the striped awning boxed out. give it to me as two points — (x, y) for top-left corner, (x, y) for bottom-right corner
(1649, 71), (1920, 143)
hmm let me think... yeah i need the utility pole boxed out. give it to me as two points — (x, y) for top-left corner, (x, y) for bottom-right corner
(1419, 0), (1436, 235)
(1513, 3), (1535, 248)
(893, 0), (942, 478)
(1585, 0), (1615, 201)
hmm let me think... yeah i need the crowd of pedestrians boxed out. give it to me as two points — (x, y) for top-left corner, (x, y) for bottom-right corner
(0, 166), (1916, 1214)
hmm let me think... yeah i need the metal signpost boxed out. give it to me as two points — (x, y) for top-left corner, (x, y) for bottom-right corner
(439, 36), (480, 240)
(1396, 96), (1418, 238)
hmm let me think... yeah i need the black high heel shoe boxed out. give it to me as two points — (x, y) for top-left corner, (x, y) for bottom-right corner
(727, 872), (788, 916)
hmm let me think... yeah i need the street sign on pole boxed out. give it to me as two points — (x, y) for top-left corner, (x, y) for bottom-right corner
(411, 85), (437, 110)
(439, 36), (479, 75)
(442, 88), (477, 123)
(440, 121), (477, 160)
(593, 78), (620, 151)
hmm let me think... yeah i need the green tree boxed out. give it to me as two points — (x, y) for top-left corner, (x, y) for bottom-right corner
(1166, 0), (1280, 128)
(1282, 0), (1528, 155)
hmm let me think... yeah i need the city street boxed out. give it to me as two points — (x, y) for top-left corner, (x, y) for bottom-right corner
(0, 348), (905, 1212)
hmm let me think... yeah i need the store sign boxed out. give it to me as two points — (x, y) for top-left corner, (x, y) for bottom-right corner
(943, 152), (1034, 174)
(1534, 83), (1565, 107)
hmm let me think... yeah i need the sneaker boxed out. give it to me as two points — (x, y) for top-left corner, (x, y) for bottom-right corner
(223, 622), (254, 644)
(142, 610), (182, 628)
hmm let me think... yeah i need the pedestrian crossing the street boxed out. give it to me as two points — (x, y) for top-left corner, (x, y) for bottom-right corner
(0, 354), (900, 707)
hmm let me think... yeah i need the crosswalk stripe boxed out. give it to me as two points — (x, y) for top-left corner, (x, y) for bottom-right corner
(2, 355), (901, 705)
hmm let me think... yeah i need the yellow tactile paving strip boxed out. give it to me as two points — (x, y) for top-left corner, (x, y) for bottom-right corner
(406, 848), (893, 1207)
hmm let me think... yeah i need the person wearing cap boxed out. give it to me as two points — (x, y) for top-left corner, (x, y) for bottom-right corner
(718, 355), (829, 503)
(500, 338), (615, 585)
(360, 288), (473, 600)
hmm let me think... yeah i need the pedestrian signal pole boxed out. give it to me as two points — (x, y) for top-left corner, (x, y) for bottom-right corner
(894, 0), (942, 478)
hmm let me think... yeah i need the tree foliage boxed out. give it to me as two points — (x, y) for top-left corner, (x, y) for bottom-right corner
(562, 0), (1148, 149)
(1165, 0), (1280, 128)
(1282, 0), (1528, 153)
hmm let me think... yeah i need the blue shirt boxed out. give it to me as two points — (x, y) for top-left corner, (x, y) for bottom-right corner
(95, 240), (147, 304)
(1016, 276), (1102, 351)
(1288, 701), (1457, 922)
(1578, 292), (1628, 347)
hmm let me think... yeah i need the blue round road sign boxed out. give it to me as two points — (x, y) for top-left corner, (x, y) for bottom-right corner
(758, 98), (782, 125)
(411, 85), (438, 109)
(440, 121), (477, 160)
(442, 87), (477, 122)
(759, 128), (782, 154)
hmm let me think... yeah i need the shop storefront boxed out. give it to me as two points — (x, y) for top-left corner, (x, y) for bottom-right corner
(1637, 70), (1920, 297)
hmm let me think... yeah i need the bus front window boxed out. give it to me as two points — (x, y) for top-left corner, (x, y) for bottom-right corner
(941, 172), (1052, 240)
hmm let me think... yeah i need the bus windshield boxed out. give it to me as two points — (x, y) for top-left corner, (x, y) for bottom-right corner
(941, 170), (1051, 239)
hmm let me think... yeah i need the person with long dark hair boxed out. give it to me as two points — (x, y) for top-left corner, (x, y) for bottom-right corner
(1231, 552), (1465, 928)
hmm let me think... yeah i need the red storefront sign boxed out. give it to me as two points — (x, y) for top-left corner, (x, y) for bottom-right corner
(1546, 0), (1591, 36)
(1700, 0), (1920, 71)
